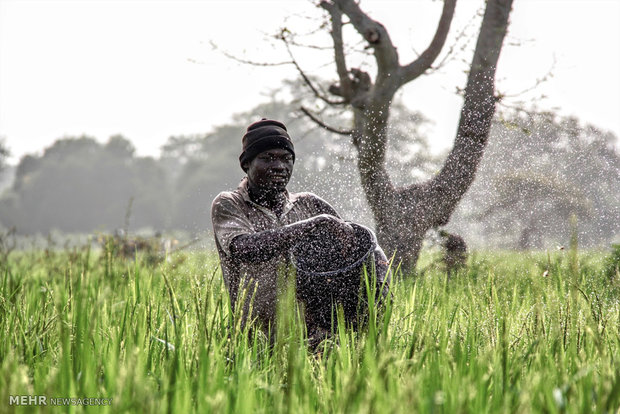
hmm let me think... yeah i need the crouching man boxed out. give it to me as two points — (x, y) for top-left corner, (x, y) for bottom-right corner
(211, 118), (390, 345)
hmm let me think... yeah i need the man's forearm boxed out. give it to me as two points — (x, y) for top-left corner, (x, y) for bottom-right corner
(230, 225), (301, 263)
(229, 214), (347, 264)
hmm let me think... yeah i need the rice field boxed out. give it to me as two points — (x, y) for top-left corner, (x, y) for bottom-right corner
(1, 243), (619, 413)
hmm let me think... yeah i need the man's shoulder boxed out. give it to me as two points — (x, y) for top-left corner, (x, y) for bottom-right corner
(212, 189), (245, 211)
(290, 191), (339, 215)
(290, 191), (325, 204)
(213, 189), (240, 202)
(290, 190), (319, 200)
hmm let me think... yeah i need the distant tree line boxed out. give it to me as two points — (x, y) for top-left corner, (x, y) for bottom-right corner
(0, 135), (169, 233)
(0, 100), (618, 249)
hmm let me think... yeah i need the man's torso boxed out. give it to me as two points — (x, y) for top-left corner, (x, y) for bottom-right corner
(211, 178), (339, 326)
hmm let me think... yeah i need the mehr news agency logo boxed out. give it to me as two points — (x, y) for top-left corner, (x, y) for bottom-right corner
(9, 395), (113, 407)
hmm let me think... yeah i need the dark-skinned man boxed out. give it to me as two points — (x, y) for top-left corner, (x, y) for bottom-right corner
(211, 118), (389, 345)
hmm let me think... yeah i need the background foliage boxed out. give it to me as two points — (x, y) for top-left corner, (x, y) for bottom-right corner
(0, 94), (618, 249)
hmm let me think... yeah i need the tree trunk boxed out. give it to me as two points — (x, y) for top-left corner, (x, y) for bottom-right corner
(351, 0), (514, 270)
(310, 0), (514, 270)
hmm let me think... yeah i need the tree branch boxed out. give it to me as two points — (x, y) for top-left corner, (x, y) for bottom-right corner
(428, 0), (514, 220)
(280, 32), (347, 106)
(300, 107), (353, 136)
(331, 0), (399, 88)
(320, 1), (353, 101)
(400, 0), (457, 84)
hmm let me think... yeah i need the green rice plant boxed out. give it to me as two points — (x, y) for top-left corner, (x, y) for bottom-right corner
(603, 244), (620, 281)
(0, 248), (618, 413)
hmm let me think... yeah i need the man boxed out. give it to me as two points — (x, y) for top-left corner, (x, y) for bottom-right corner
(211, 118), (389, 342)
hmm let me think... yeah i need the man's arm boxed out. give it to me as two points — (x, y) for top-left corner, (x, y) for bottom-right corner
(230, 214), (351, 263)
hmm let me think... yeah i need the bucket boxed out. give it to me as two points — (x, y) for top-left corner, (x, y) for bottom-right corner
(291, 222), (378, 329)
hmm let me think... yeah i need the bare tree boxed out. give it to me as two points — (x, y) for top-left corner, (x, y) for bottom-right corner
(294, 0), (514, 269)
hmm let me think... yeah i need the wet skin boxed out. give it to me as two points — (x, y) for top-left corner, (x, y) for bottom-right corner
(242, 148), (294, 215)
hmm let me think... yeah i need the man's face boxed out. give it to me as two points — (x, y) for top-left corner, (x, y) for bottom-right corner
(244, 148), (294, 192)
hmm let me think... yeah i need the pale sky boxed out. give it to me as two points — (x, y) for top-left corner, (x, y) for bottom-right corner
(1, 0), (619, 163)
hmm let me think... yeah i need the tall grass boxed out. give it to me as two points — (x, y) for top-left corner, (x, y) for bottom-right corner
(1, 246), (619, 413)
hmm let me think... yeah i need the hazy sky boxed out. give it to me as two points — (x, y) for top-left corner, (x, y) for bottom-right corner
(1, 0), (619, 163)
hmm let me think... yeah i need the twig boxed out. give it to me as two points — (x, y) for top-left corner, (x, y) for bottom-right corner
(300, 107), (353, 136)
(496, 55), (557, 99)
(280, 34), (347, 105)
(207, 40), (293, 67)
(429, 5), (483, 73)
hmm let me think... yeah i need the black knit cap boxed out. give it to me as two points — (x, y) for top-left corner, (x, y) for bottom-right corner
(239, 118), (295, 167)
